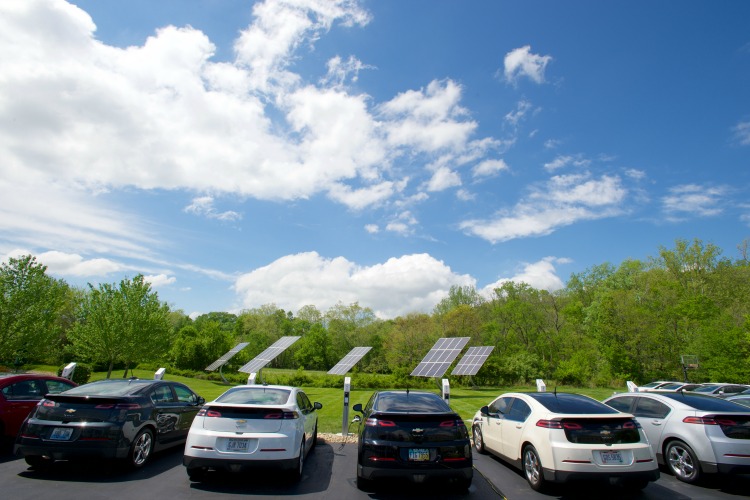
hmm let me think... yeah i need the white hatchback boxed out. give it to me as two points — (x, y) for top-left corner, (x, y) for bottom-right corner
(183, 385), (321, 482)
(472, 392), (659, 492)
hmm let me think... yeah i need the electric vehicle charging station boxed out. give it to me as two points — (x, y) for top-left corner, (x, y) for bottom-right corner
(536, 378), (546, 392)
(247, 372), (258, 385)
(442, 378), (450, 402)
(61, 362), (76, 380)
(626, 381), (638, 392)
(154, 367), (166, 380)
(342, 376), (352, 436)
(327, 347), (372, 437)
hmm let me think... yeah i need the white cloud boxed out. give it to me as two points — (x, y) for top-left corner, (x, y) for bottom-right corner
(733, 121), (750, 146)
(364, 224), (379, 234)
(480, 257), (567, 297)
(504, 99), (533, 125)
(233, 251), (475, 318)
(425, 166), (462, 192)
(385, 211), (418, 236)
(144, 273), (177, 287)
(2, 249), (123, 277)
(503, 45), (552, 84)
(184, 196), (242, 221)
(472, 159), (509, 178)
(662, 184), (726, 218)
(460, 173), (627, 243)
(543, 154), (590, 171)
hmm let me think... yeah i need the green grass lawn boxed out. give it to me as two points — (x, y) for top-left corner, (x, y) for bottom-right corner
(27, 365), (625, 434)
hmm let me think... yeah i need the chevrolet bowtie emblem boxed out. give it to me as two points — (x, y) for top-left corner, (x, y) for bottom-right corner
(65, 409), (76, 414)
(236, 420), (247, 425)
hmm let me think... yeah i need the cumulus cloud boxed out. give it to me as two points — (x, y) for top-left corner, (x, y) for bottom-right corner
(184, 196), (242, 221)
(472, 159), (509, 178)
(662, 184), (726, 218)
(460, 173), (628, 243)
(503, 45), (552, 84)
(2, 249), (124, 277)
(233, 252), (475, 318)
(480, 257), (568, 297)
(543, 154), (590, 171)
(733, 121), (750, 146)
(144, 273), (177, 287)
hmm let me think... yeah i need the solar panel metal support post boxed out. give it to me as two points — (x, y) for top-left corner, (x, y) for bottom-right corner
(205, 342), (251, 384)
(680, 355), (699, 383)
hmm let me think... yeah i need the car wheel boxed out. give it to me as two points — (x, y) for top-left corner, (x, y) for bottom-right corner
(666, 440), (701, 483)
(25, 455), (53, 470)
(523, 445), (546, 492)
(187, 466), (208, 482)
(289, 439), (305, 482)
(127, 428), (154, 469)
(473, 426), (486, 454)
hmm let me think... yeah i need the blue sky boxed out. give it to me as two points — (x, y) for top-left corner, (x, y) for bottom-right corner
(1, 0), (748, 319)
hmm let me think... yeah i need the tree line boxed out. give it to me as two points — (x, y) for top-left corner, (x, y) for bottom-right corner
(1, 238), (749, 386)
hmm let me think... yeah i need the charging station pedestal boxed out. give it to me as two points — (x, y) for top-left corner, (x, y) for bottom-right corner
(536, 379), (546, 392)
(154, 368), (166, 380)
(626, 381), (639, 392)
(248, 372), (257, 385)
(342, 377), (351, 436)
(61, 362), (77, 381)
(442, 378), (450, 402)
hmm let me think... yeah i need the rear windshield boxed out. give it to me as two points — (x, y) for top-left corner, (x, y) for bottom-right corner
(528, 393), (618, 414)
(62, 379), (151, 396)
(216, 387), (291, 405)
(374, 392), (451, 413)
(692, 385), (721, 393)
(660, 392), (750, 411)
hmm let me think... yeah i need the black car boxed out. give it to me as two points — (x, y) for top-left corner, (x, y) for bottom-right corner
(352, 390), (472, 491)
(14, 378), (204, 469)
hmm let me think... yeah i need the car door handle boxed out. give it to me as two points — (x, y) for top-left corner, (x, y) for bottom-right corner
(650, 420), (662, 426)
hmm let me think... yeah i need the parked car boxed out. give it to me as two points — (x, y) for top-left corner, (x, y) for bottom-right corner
(183, 385), (321, 482)
(652, 382), (702, 392)
(725, 395), (750, 409)
(352, 390), (472, 491)
(14, 378), (204, 469)
(0, 373), (77, 446)
(637, 381), (681, 392)
(690, 383), (750, 397)
(603, 391), (750, 483)
(472, 392), (658, 492)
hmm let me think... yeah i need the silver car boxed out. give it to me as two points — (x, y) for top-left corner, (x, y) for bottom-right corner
(603, 391), (750, 483)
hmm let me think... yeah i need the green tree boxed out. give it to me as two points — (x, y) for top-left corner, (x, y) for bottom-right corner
(0, 255), (69, 365)
(69, 275), (172, 378)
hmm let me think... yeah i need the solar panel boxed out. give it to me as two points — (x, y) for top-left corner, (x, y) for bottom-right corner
(410, 337), (470, 377)
(205, 342), (250, 371)
(238, 336), (301, 374)
(451, 346), (494, 376)
(327, 346), (372, 375)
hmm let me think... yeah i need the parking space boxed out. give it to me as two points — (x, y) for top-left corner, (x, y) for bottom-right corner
(1, 441), (748, 499)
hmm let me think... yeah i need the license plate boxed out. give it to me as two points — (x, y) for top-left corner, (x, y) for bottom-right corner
(50, 427), (73, 441)
(226, 438), (249, 452)
(599, 450), (623, 464)
(408, 448), (430, 462)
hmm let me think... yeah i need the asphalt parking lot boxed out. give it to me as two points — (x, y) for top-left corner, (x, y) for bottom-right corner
(1, 440), (748, 500)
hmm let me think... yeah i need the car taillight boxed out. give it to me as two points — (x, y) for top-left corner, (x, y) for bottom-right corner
(264, 411), (300, 419)
(563, 422), (582, 430)
(683, 416), (719, 425)
(197, 408), (222, 417)
(365, 418), (396, 427)
(41, 399), (55, 407)
(536, 419), (563, 429)
(623, 420), (641, 429)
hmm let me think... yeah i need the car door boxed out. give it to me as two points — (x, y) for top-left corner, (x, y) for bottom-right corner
(0, 378), (46, 437)
(297, 391), (316, 443)
(500, 398), (532, 460)
(482, 396), (511, 454)
(149, 383), (183, 444)
(631, 396), (671, 455)
(169, 383), (203, 442)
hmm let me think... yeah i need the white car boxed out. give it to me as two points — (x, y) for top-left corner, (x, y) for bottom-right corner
(604, 391), (750, 483)
(183, 385), (321, 482)
(472, 392), (659, 492)
(637, 380), (681, 392)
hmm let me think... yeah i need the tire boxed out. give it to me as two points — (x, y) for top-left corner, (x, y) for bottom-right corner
(473, 426), (486, 454)
(289, 439), (305, 482)
(666, 440), (701, 484)
(187, 466), (207, 482)
(127, 428), (154, 469)
(523, 445), (546, 492)
(24, 455), (53, 470)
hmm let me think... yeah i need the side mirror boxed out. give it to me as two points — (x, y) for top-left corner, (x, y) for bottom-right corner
(353, 403), (363, 413)
(195, 396), (206, 406)
(352, 415), (362, 424)
(314, 402), (323, 410)
(480, 405), (490, 416)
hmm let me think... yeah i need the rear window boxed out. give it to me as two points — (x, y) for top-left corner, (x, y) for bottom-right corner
(563, 418), (641, 444)
(216, 387), (291, 405)
(692, 385), (721, 393)
(63, 379), (152, 396)
(529, 393), (618, 414)
(660, 392), (750, 411)
(374, 392), (451, 413)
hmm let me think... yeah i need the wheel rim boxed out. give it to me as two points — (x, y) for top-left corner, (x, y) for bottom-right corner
(667, 444), (695, 479)
(473, 427), (483, 451)
(133, 432), (153, 466)
(524, 449), (540, 484)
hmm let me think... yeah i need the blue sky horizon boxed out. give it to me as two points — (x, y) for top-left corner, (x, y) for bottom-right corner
(1, 0), (748, 319)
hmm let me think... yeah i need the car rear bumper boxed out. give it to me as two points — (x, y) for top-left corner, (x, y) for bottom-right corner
(14, 440), (128, 460)
(358, 462), (473, 482)
(543, 467), (660, 484)
(184, 455), (297, 471)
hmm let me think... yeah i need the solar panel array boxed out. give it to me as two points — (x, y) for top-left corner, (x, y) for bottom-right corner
(410, 337), (470, 377)
(451, 346), (494, 376)
(205, 342), (250, 371)
(327, 346), (372, 375)
(238, 336), (301, 374)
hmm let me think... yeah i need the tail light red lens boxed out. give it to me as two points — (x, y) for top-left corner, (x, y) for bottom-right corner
(197, 408), (222, 417)
(41, 400), (55, 407)
(563, 422), (583, 430)
(536, 419), (563, 429)
(94, 403), (141, 410)
(683, 416), (719, 425)
(264, 411), (299, 419)
(365, 418), (396, 427)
